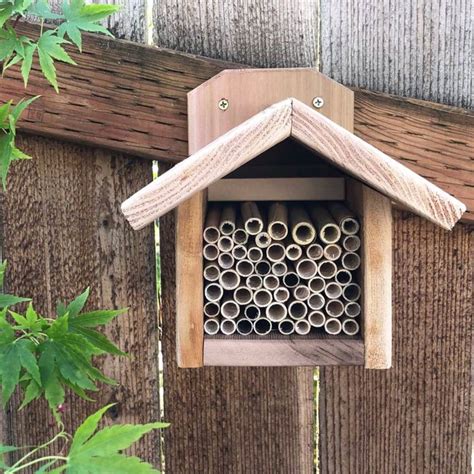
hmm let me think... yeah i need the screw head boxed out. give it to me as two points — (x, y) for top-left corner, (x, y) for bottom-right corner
(218, 98), (229, 111)
(312, 96), (324, 109)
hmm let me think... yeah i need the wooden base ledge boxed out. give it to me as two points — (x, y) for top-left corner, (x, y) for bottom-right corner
(203, 335), (364, 366)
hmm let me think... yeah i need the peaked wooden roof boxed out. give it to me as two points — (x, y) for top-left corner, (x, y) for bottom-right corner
(121, 98), (465, 230)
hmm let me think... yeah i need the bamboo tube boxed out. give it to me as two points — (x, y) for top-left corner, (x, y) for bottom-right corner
(345, 301), (361, 318)
(290, 206), (316, 245)
(246, 275), (262, 290)
(308, 311), (325, 328)
(244, 304), (260, 320)
(241, 201), (264, 235)
(218, 252), (234, 270)
(295, 319), (311, 335)
(221, 319), (237, 335)
(255, 260), (271, 276)
(236, 259), (254, 277)
(326, 299), (345, 318)
(309, 276), (325, 294)
(219, 269), (240, 290)
(306, 243), (324, 260)
(343, 283), (361, 302)
(203, 263), (220, 282)
(283, 271), (300, 288)
(342, 235), (361, 252)
(288, 300), (308, 320)
(253, 288), (272, 307)
(203, 205), (220, 244)
(268, 202), (289, 241)
(308, 293), (325, 311)
(266, 302), (287, 322)
(327, 202), (360, 235)
(318, 260), (337, 279)
(285, 242), (303, 261)
(323, 244), (342, 261)
(296, 259), (318, 279)
(324, 282), (343, 299)
(203, 243), (219, 261)
(325, 318), (342, 335)
(272, 261), (287, 277)
(232, 219), (248, 245)
(220, 205), (236, 235)
(310, 204), (341, 244)
(236, 318), (254, 336)
(247, 246), (263, 262)
(342, 317), (360, 336)
(232, 244), (247, 260)
(278, 319), (294, 335)
(204, 318), (220, 335)
(267, 243), (286, 262)
(221, 298), (240, 319)
(234, 286), (253, 305)
(293, 285), (310, 301)
(335, 268), (352, 286)
(256, 232), (271, 249)
(205, 283), (223, 302)
(204, 301), (220, 318)
(341, 252), (361, 271)
(274, 287), (290, 303)
(217, 235), (234, 253)
(263, 274), (279, 291)
(253, 318), (272, 335)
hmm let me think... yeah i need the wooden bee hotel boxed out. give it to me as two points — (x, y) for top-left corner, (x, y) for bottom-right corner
(121, 69), (465, 370)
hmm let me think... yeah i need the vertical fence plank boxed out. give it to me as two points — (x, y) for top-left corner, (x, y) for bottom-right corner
(156, 2), (319, 471)
(0, 136), (160, 465)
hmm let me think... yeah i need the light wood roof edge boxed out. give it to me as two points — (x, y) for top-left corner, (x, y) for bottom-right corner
(121, 97), (466, 231)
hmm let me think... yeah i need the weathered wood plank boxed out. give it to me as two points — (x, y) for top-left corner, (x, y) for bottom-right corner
(319, 212), (472, 472)
(204, 336), (365, 366)
(0, 24), (471, 221)
(154, 0), (319, 67)
(157, 1), (317, 471)
(0, 135), (160, 466)
(320, 0), (473, 109)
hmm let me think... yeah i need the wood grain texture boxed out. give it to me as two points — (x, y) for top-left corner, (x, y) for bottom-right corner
(157, 3), (318, 470)
(0, 135), (160, 465)
(154, 0), (319, 67)
(204, 336), (364, 366)
(176, 192), (205, 367)
(160, 184), (314, 472)
(320, 0), (473, 109)
(0, 25), (472, 223)
(123, 94), (465, 231)
(319, 212), (472, 473)
(347, 180), (392, 369)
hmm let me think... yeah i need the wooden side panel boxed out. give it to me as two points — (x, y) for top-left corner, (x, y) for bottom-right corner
(348, 180), (392, 369)
(319, 212), (472, 473)
(176, 192), (205, 367)
(0, 135), (160, 464)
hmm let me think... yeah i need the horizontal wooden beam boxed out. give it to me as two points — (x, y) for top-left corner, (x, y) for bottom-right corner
(204, 335), (365, 366)
(1, 22), (472, 222)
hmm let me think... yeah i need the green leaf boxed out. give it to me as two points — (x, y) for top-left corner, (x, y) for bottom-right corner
(69, 325), (126, 356)
(46, 314), (69, 339)
(0, 293), (29, 308)
(70, 308), (126, 327)
(37, 30), (76, 92)
(65, 287), (90, 318)
(17, 339), (41, 385)
(58, 0), (119, 51)
(10, 95), (39, 125)
(0, 444), (18, 454)
(19, 378), (41, 409)
(0, 131), (13, 188)
(1, 343), (20, 406)
(21, 43), (36, 86)
(70, 453), (161, 473)
(28, 0), (63, 19)
(38, 343), (65, 413)
(0, 102), (10, 125)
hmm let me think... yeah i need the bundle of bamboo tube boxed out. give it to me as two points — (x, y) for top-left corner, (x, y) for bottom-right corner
(203, 201), (361, 337)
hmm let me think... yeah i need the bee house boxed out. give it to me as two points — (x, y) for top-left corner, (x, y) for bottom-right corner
(121, 69), (465, 370)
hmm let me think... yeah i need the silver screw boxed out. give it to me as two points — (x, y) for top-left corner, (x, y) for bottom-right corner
(312, 97), (324, 109)
(218, 98), (229, 111)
